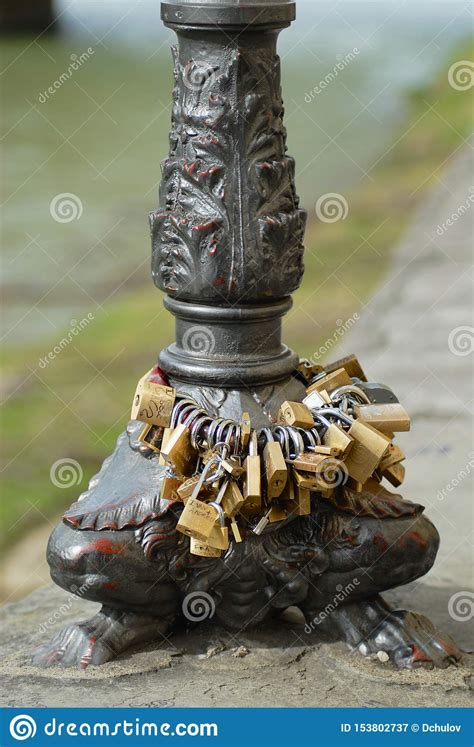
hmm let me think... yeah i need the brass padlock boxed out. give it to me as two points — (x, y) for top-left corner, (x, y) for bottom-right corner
(243, 432), (261, 511)
(137, 423), (165, 453)
(292, 452), (335, 474)
(293, 468), (327, 491)
(303, 389), (327, 410)
(353, 403), (410, 433)
(190, 537), (222, 558)
(323, 423), (354, 456)
(268, 505), (288, 523)
(379, 443), (405, 472)
(177, 497), (220, 541)
(313, 445), (340, 457)
(324, 354), (367, 381)
(343, 420), (390, 483)
(263, 440), (288, 499)
(240, 413), (251, 449)
(160, 423), (198, 477)
(383, 461), (406, 487)
(158, 428), (172, 466)
(220, 480), (245, 518)
(177, 475), (203, 503)
(206, 504), (229, 550)
(131, 375), (176, 428)
(297, 360), (325, 383)
(221, 456), (245, 479)
(287, 482), (311, 516)
(160, 469), (183, 501)
(306, 367), (352, 395)
(277, 401), (314, 428)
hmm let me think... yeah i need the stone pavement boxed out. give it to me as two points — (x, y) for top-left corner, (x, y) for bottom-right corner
(0, 145), (472, 708)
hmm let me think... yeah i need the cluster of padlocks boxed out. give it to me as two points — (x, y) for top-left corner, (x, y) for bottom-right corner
(131, 355), (410, 557)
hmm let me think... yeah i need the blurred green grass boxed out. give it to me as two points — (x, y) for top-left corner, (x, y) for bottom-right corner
(1, 40), (472, 550)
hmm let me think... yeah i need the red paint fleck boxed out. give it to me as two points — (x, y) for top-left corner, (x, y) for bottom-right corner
(230, 279), (237, 290)
(103, 581), (119, 590)
(146, 366), (169, 386)
(79, 635), (97, 670)
(192, 221), (218, 231)
(214, 276), (225, 287)
(410, 644), (430, 663)
(87, 539), (126, 556)
(408, 531), (428, 550)
(208, 245), (218, 256)
(373, 534), (388, 552)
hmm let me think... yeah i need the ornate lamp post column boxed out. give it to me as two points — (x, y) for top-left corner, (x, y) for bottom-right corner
(154, 0), (306, 422)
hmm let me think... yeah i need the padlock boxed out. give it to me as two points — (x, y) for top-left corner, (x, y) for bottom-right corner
(160, 469), (183, 501)
(206, 503), (229, 550)
(243, 431), (261, 511)
(177, 497), (219, 541)
(240, 413), (251, 449)
(160, 423), (198, 477)
(291, 452), (340, 474)
(324, 354), (367, 381)
(220, 480), (245, 518)
(277, 401), (314, 428)
(323, 423), (354, 456)
(158, 428), (172, 466)
(382, 461), (406, 488)
(131, 376), (176, 427)
(268, 505), (288, 523)
(177, 475), (204, 503)
(351, 380), (398, 404)
(137, 423), (165, 453)
(297, 360), (325, 383)
(287, 482), (311, 516)
(221, 456), (245, 479)
(353, 403), (410, 433)
(313, 445), (340, 457)
(190, 537), (222, 558)
(303, 389), (327, 410)
(379, 443), (405, 472)
(306, 367), (352, 396)
(263, 440), (288, 499)
(343, 420), (390, 483)
(293, 468), (327, 491)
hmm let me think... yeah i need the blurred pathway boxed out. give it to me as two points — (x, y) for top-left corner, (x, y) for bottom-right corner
(338, 141), (473, 605)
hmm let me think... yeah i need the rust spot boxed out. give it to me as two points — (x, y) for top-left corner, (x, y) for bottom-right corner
(89, 539), (126, 556)
(408, 531), (428, 550)
(103, 581), (119, 590)
(214, 275), (225, 287)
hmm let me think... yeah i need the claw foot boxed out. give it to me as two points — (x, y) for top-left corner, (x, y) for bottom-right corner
(322, 596), (464, 669)
(32, 606), (171, 669)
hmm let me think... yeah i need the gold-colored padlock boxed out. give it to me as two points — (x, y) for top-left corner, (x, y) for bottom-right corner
(160, 470), (183, 501)
(324, 354), (367, 381)
(177, 475), (204, 503)
(190, 537), (222, 558)
(293, 468), (327, 491)
(131, 376), (176, 427)
(138, 423), (165, 453)
(240, 413), (251, 449)
(220, 480), (245, 518)
(206, 523), (229, 551)
(160, 423), (198, 477)
(291, 452), (337, 474)
(297, 360), (325, 383)
(221, 456), (245, 479)
(343, 420), (390, 483)
(176, 496), (219, 541)
(263, 440), (288, 499)
(379, 443), (405, 472)
(277, 401), (314, 428)
(287, 483), (311, 516)
(230, 519), (243, 543)
(243, 432), (261, 511)
(353, 403), (410, 433)
(268, 505), (288, 523)
(383, 461), (406, 487)
(313, 445), (340, 457)
(306, 367), (352, 396)
(323, 423), (354, 456)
